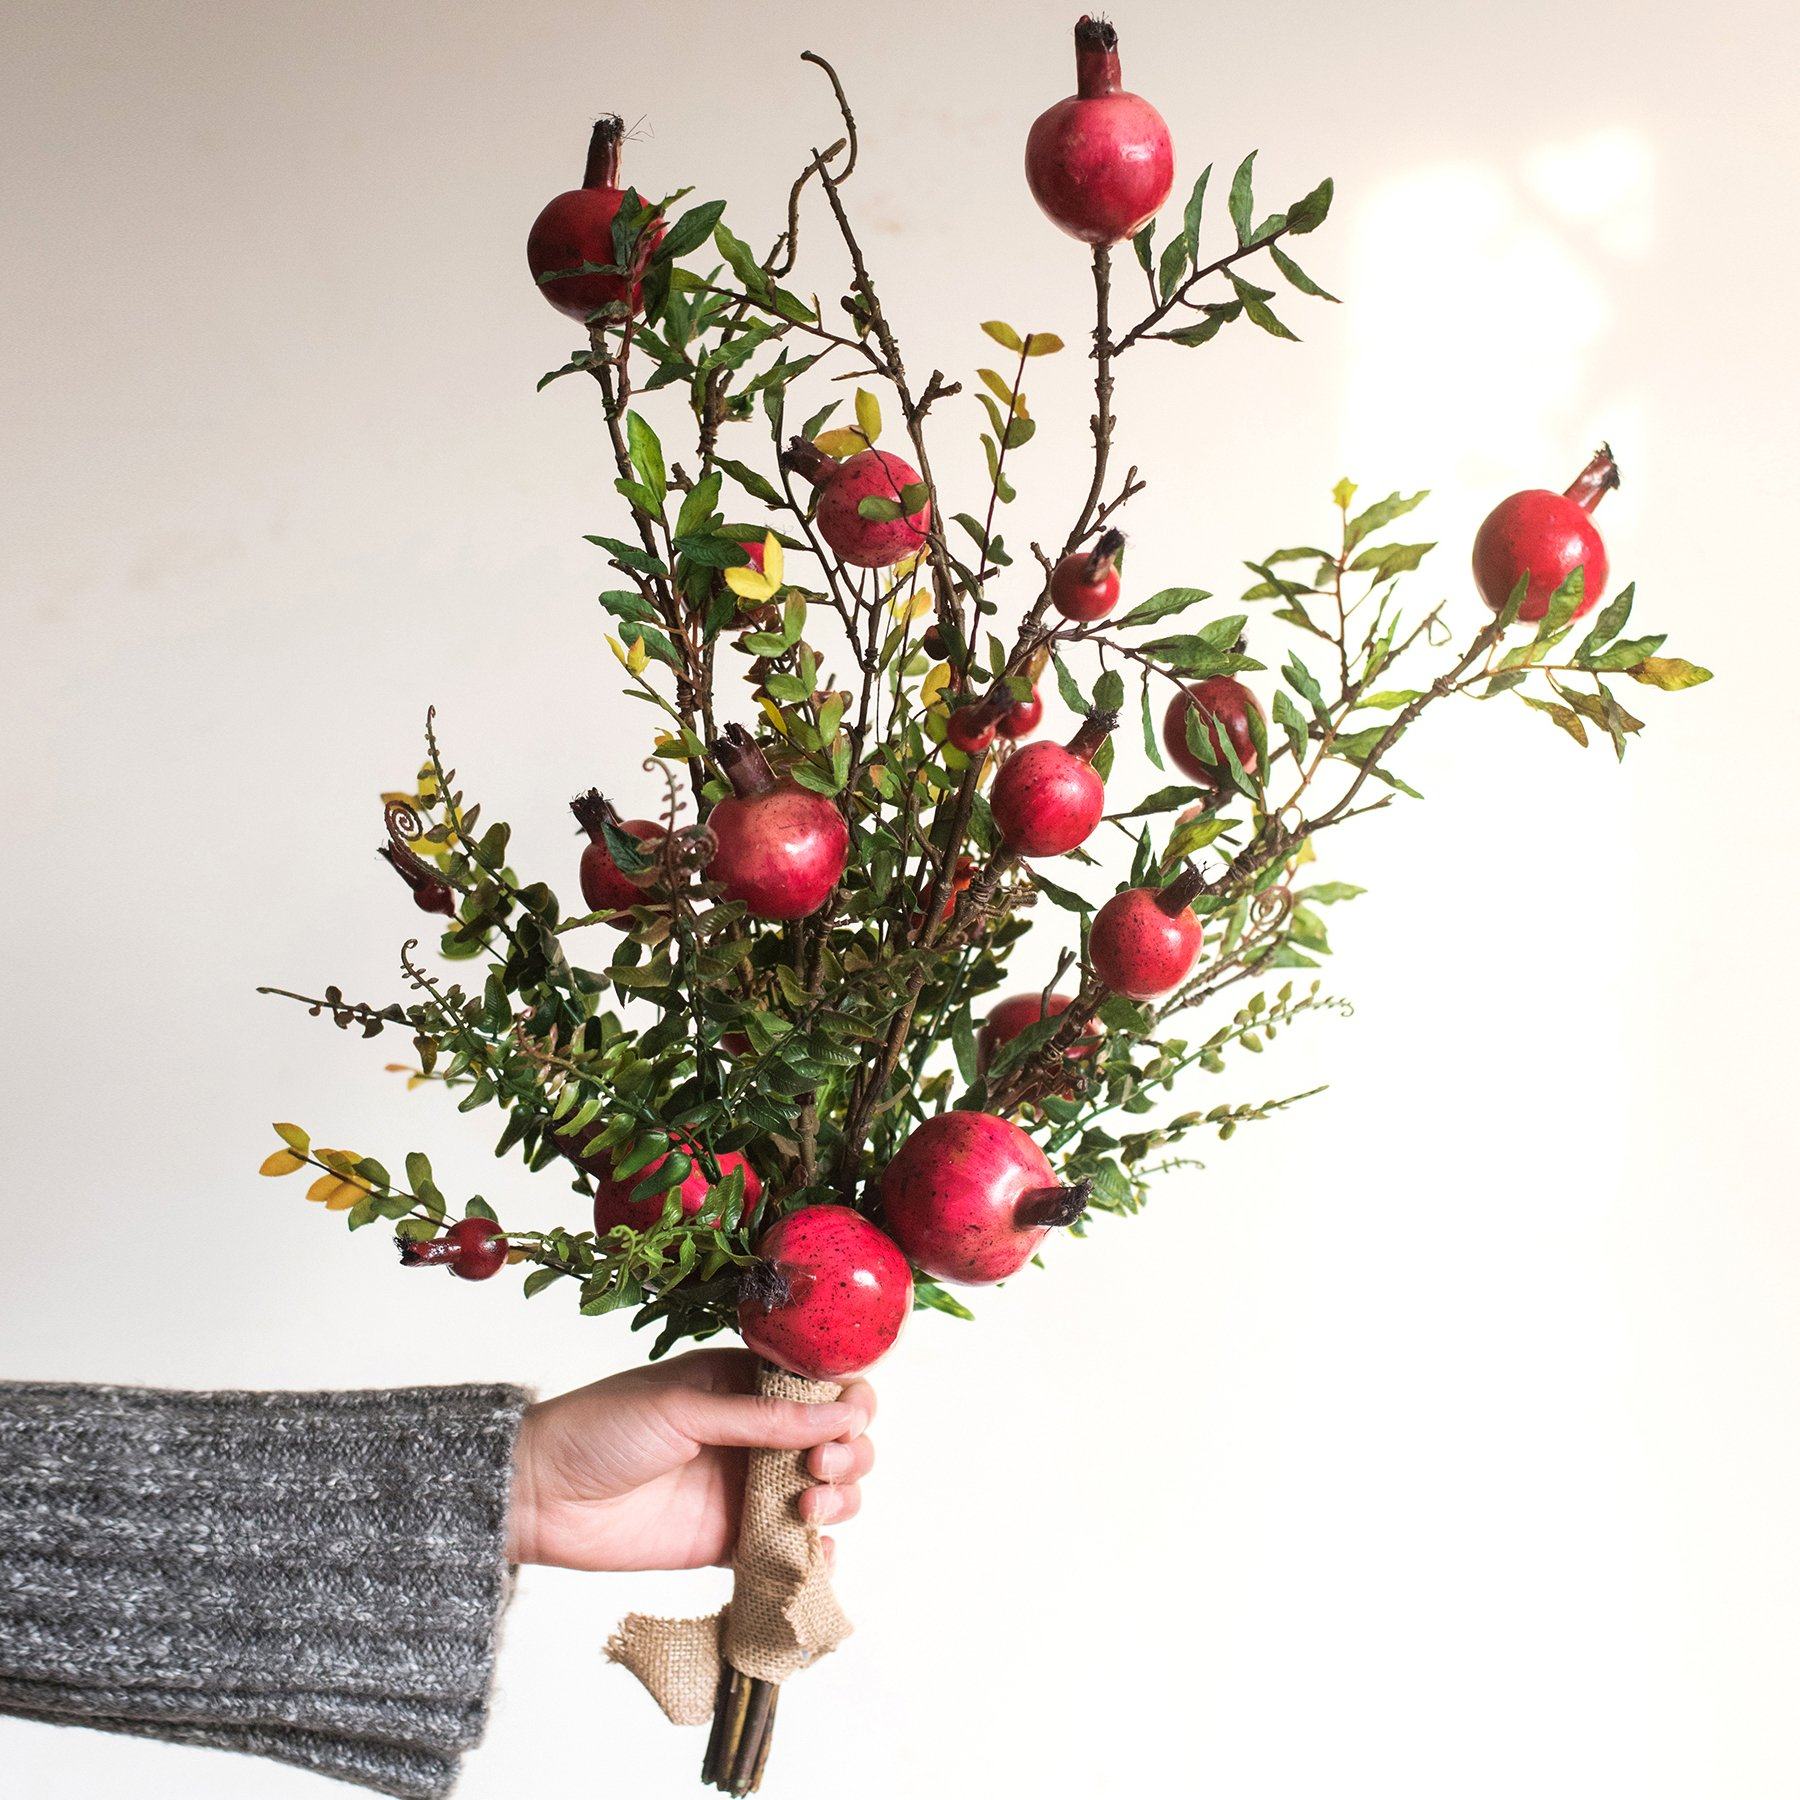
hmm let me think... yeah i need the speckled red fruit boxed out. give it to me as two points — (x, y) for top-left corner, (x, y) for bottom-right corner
(1164, 677), (1263, 787)
(1473, 446), (1619, 623)
(570, 791), (666, 922)
(996, 688), (1043, 740)
(708, 728), (849, 920)
(398, 1216), (508, 1282)
(976, 992), (1101, 1073)
(588, 1138), (763, 1236)
(1090, 871), (1204, 1000)
(991, 712), (1114, 858)
(1026, 18), (1174, 246)
(791, 442), (931, 569)
(527, 117), (664, 323)
(881, 1111), (1088, 1286)
(1050, 530), (1124, 621)
(738, 1205), (913, 1381)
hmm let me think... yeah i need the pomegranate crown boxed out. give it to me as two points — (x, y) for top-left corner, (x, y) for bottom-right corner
(582, 114), (625, 189)
(569, 787), (619, 837)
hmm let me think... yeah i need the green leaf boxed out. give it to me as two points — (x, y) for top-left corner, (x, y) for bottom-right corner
(1572, 582), (1634, 662)
(1229, 272), (1299, 340)
(951, 1009), (979, 1085)
(1092, 668), (1126, 714)
(1228, 151), (1258, 246)
(1344, 490), (1428, 549)
(659, 198), (727, 260)
(1354, 688), (1422, 710)
(625, 412), (666, 508)
(1286, 177), (1334, 235)
(981, 320), (1024, 352)
(1271, 688), (1308, 758)
(1157, 233), (1190, 301)
(1535, 566), (1587, 640)
(1164, 302), (1241, 348)
(1050, 651), (1091, 716)
(913, 1279), (975, 1321)
(1031, 872), (1093, 912)
(1116, 586), (1211, 628)
(1269, 244), (1338, 302)
(716, 457), (783, 506)
(1182, 165), (1212, 259)
(1582, 632), (1667, 672)
(1140, 675), (1164, 771)
(857, 494), (905, 522)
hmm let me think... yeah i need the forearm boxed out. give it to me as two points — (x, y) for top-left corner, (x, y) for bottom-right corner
(0, 1382), (528, 1798)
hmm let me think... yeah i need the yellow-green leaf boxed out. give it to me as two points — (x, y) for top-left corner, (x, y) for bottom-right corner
(1332, 477), (1357, 510)
(1022, 331), (1064, 356)
(260, 1150), (305, 1177)
(814, 426), (869, 459)
(981, 320), (1023, 352)
(724, 564), (778, 602)
(977, 368), (1015, 407)
(1626, 656), (1713, 690)
(854, 387), (882, 446)
(273, 1122), (310, 1153)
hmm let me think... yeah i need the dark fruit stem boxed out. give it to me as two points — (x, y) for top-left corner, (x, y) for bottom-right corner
(712, 724), (779, 799)
(569, 787), (619, 839)
(1073, 16), (1122, 97)
(1565, 443), (1621, 514)
(583, 114), (624, 189)
(1083, 527), (1125, 582)
(1157, 862), (1205, 916)
(780, 436), (835, 487)
(1066, 706), (1122, 765)
(736, 1258), (792, 1312)
(396, 1234), (459, 1268)
(1017, 1177), (1094, 1230)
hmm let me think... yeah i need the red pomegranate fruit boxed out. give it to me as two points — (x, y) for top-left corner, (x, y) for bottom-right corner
(1026, 18), (1175, 246)
(1050, 529), (1125, 621)
(996, 688), (1044, 740)
(587, 1137), (763, 1236)
(1089, 865), (1205, 999)
(570, 789), (666, 922)
(782, 438), (930, 569)
(527, 115), (664, 323)
(1164, 677), (1264, 787)
(397, 1216), (508, 1282)
(707, 725), (849, 919)
(881, 1110), (1090, 1286)
(738, 1204), (914, 1381)
(991, 709), (1117, 858)
(977, 991), (1102, 1073)
(946, 698), (1001, 756)
(1473, 445), (1620, 623)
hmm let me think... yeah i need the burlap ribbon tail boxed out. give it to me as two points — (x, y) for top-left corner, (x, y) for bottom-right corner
(606, 1365), (854, 1725)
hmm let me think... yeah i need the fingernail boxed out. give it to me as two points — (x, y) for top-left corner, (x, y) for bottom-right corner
(817, 1442), (850, 1479)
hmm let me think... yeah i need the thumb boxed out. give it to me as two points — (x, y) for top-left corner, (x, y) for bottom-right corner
(673, 1387), (866, 1451)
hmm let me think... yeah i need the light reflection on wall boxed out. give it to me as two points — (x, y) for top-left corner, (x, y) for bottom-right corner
(1342, 128), (1654, 510)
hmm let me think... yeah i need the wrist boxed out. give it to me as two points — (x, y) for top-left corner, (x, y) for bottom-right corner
(504, 1402), (545, 1565)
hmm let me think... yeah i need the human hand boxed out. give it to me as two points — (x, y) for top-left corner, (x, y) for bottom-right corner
(504, 1347), (876, 1571)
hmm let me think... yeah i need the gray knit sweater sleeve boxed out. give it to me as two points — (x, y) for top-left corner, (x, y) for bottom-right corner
(0, 1382), (530, 1798)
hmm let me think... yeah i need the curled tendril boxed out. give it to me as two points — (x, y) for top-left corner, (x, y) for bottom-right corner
(1250, 884), (1295, 935)
(383, 800), (438, 882)
(644, 756), (718, 880)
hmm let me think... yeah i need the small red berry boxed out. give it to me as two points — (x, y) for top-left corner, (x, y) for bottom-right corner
(1026, 18), (1175, 246)
(946, 700), (1000, 756)
(398, 1216), (508, 1282)
(991, 710), (1116, 858)
(527, 116), (664, 323)
(977, 992), (1101, 1076)
(1473, 445), (1619, 623)
(583, 1136), (764, 1236)
(1163, 677), (1264, 788)
(996, 688), (1044, 740)
(1050, 530), (1125, 622)
(738, 1205), (913, 1381)
(1090, 865), (1205, 1000)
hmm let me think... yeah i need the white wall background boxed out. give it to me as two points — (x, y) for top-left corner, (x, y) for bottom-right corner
(3, 1), (1797, 1795)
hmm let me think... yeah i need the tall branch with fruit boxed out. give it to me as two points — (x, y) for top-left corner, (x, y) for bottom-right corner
(257, 16), (1710, 1793)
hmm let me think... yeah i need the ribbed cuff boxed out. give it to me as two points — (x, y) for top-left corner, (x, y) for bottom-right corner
(0, 1382), (530, 1797)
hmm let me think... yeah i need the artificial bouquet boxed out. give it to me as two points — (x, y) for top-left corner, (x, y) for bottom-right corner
(258, 17), (1710, 1792)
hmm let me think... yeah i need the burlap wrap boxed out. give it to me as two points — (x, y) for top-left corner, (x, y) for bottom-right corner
(606, 1365), (854, 1725)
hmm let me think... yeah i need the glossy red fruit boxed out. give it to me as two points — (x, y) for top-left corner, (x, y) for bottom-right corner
(1090, 866), (1205, 1000)
(991, 710), (1116, 858)
(587, 1138), (763, 1236)
(707, 726), (849, 920)
(881, 1111), (1090, 1286)
(1050, 529), (1125, 621)
(738, 1205), (913, 1381)
(975, 993), (1101, 1096)
(1026, 18), (1174, 246)
(996, 688), (1044, 740)
(946, 700), (1000, 756)
(570, 789), (665, 922)
(1473, 445), (1619, 623)
(397, 1216), (508, 1282)
(527, 116), (664, 323)
(1164, 677), (1264, 787)
(783, 439), (930, 569)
